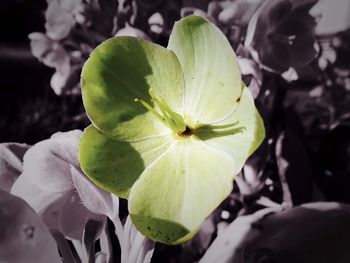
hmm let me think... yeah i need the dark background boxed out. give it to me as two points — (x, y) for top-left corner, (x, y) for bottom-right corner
(0, 0), (86, 144)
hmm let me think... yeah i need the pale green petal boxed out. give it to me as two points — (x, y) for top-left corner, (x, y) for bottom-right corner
(128, 138), (235, 244)
(168, 15), (242, 127)
(82, 36), (184, 141)
(78, 125), (174, 198)
(196, 87), (265, 174)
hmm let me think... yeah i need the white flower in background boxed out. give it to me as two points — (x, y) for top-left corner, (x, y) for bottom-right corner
(11, 130), (106, 240)
(45, 0), (84, 40)
(0, 189), (62, 263)
(7, 130), (154, 262)
(29, 32), (71, 95)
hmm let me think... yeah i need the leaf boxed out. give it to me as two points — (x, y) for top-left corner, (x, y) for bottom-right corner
(0, 189), (61, 263)
(51, 229), (77, 263)
(182, 215), (216, 257)
(82, 219), (105, 263)
(275, 129), (314, 205)
(200, 208), (278, 263)
(202, 202), (350, 262)
(0, 143), (30, 192)
(243, 203), (350, 263)
(317, 125), (350, 202)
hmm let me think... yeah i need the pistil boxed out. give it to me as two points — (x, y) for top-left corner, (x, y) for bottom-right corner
(134, 89), (186, 134)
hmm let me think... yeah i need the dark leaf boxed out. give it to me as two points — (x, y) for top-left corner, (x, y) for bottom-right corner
(83, 219), (104, 263)
(275, 129), (314, 205)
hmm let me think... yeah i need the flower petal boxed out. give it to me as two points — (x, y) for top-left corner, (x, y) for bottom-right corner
(45, 1), (75, 40)
(58, 191), (106, 240)
(12, 130), (82, 193)
(81, 36), (184, 141)
(168, 15), (242, 127)
(128, 138), (235, 244)
(0, 190), (61, 263)
(71, 165), (119, 218)
(78, 125), (174, 198)
(196, 87), (265, 174)
(0, 143), (29, 192)
(11, 174), (67, 213)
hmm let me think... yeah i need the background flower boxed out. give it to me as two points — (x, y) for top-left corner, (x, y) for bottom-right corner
(11, 130), (106, 240)
(1, 0), (350, 261)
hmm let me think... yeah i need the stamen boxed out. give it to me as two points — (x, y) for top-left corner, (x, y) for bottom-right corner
(134, 89), (186, 134)
(134, 98), (165, 123)
(152, 97), (186, 132)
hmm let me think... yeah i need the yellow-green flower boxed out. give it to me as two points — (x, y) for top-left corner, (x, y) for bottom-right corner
(78, 15), (265, 244)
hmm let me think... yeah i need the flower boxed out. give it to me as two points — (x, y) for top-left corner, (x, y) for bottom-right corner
(245, 0), (318, 73)
(79, 15), (265, 244)
(0, 189), (61, 262)
(29, 33), (71, 95)
(45, 0), (84, 41)
(11, 130), (106, 240)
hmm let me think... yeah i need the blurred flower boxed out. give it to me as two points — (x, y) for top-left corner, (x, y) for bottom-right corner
(29, 33), (70, 71)
(29, 32), (72, 95)
(0, 189), (61, 263)
(208, 0), (260, 27)
(0, 143), (30, 192)
(45, 0), (84, 40)
(148, 12), (165, 35)
(281, 67), (299, 82)
(115, 25), (151, 40)
(245, 0), (318, 73)
(180, 7), (212, 21)
(3, 130), (154, 262)
(11, 130), (107, 240)
(311, 0), (350, 36)
(238, 56), (263, 98)
(202, 203), (350, 263)
(200, 207), (279, 263)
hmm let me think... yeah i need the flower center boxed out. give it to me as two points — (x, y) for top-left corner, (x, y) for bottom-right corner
(177, 126), (193, 137)
(134, 89), (187, 134)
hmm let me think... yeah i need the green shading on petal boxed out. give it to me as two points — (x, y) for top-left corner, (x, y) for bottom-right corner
(196, 87), (265, 174)
(128, 138), (235, 244)
(81, 36), (184, 141)
(78, 125), (174, 198)
(168, 15), (242, 127)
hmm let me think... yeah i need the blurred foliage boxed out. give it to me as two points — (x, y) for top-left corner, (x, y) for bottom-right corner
(1, 0), (350, 262)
